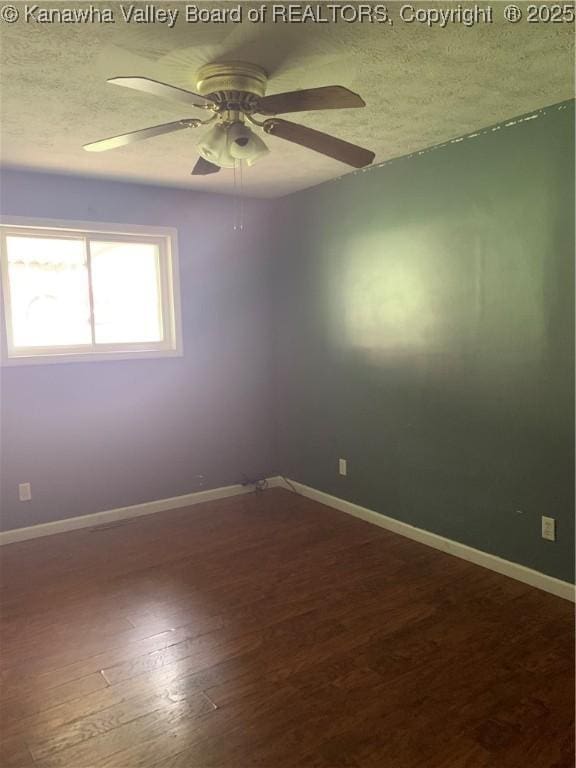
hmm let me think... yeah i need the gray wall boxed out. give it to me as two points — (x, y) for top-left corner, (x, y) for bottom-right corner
(0, 170), (276, 531)
(274, 102), (575, 582)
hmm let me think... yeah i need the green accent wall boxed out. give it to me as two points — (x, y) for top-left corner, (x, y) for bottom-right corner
(275, 101), (575, 583)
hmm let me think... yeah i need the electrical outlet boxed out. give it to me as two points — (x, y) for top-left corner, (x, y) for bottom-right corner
(19, 482), (32, 502)
(541, 516), (556, 542)
(338, 458), (347, 477)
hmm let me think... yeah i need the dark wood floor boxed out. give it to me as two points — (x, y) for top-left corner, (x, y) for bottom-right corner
(0, 488), (573, 768)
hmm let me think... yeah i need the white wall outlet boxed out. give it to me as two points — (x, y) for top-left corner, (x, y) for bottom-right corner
(338, 458), (347, 477)
(18, 482), (32, 502)
(541, 515), (556, 542)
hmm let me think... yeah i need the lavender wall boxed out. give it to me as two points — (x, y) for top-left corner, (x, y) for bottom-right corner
(0, 169), (276, 531)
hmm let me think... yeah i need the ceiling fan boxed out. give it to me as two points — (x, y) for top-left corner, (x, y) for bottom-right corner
(83, 62), (375, 175)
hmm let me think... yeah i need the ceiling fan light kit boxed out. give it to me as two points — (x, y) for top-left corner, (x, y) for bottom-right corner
(228, 124), (270, 163)
(83, 61), (375, 176)
(197, 124), (236, 169)
(197, 123), (270, 169)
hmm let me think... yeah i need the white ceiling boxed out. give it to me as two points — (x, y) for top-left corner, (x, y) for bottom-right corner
(0, 2), (573, 197)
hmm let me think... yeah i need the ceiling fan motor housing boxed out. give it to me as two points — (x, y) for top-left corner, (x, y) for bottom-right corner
(196, 62), (267, 115)
(196, 62), (267, 97)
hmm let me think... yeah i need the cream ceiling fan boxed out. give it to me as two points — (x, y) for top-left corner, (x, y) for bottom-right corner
(83, 62), (375, 175)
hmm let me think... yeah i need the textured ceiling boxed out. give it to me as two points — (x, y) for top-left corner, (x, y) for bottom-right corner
(0, 2), (573, 197)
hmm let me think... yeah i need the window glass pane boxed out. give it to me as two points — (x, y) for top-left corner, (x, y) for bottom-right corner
(90, 241), (163, 344)
(5, 235), (92, 348)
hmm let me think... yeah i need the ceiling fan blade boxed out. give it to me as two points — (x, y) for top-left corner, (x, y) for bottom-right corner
(83, 120), (197, 152)
(263, 119), (375, 169)
(257, 86), (365, 116)
(192, 157), (221, 176)
(108, 77), (214, 110)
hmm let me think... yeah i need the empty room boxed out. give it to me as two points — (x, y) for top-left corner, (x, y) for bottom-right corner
(0, 2), (574, 767)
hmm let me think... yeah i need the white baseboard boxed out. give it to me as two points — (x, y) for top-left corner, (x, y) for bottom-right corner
(276, 477), (575, 603)
(3, 475), (573, 603)
(0, 481), (266, 546)
(266, 476), (286, 488)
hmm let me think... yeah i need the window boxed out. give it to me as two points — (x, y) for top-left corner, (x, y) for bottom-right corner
(0, 219), (181, 364)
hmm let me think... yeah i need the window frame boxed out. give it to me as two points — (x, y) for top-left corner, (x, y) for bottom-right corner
(0, 217), (182, 366)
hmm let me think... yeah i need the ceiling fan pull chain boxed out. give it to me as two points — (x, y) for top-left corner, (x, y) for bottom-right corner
(233, 161), (237, 230)
(232, 160), (245, 232)
(233, 160), (239, 231)
(239, 160), (245, 232)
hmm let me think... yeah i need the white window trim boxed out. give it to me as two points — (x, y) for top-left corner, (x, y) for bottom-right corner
(0, 216), (183, 366)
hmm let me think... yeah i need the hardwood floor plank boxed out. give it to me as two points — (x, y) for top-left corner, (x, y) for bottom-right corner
(0, 684), (123, 741)
(0, 613), (224, 695)
(28, 686), (216, 762)
(0, 734), (36, 768)
(0, 671), (109, 727)
(33, 692), (217, 768)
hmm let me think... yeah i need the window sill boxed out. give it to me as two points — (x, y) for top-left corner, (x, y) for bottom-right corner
(1, 347), (183, 366)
